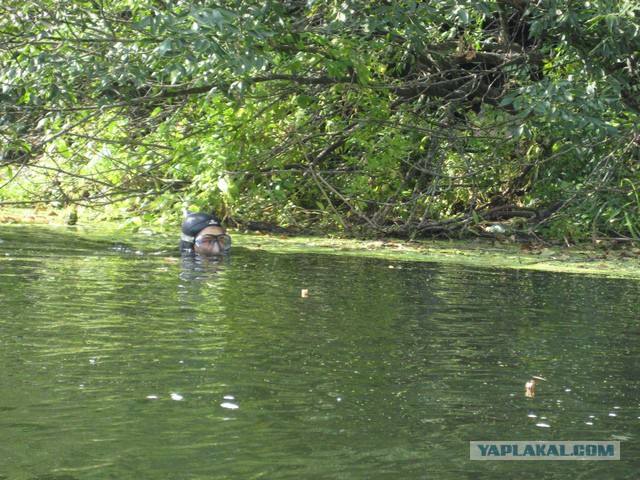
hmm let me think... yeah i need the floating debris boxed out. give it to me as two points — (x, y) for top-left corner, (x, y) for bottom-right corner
(301, 289), (309, 297)
(221, 402), (239, 410)
(525, 376), (547, 398)
(485, 224), (510, 235)
(170, 393), (184, 401)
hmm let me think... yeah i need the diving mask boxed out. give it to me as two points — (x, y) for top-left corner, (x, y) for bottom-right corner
(194, 233), (232, 253)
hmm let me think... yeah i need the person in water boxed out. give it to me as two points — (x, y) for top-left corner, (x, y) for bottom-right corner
(179, 211), (232, 255)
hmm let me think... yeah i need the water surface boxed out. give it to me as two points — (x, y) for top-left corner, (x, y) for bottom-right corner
(1, 224), (639, 479)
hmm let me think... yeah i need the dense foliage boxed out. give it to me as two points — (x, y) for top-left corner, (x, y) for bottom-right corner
(1, 0), (639, 239)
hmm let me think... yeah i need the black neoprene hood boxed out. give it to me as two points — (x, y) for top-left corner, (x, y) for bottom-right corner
(181, 212), (220, 239)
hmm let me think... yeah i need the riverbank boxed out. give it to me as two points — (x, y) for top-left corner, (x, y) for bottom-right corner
(238, 233), (640, 280)
(2, 208), (640, 280)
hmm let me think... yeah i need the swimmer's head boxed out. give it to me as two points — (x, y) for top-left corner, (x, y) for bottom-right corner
(180, 212), (231, 254)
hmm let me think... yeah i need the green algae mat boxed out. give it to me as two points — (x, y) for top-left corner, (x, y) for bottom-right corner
(2, 208), (639, 280)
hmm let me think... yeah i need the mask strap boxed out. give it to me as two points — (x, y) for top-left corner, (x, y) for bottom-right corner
(181, 233), (195, 243)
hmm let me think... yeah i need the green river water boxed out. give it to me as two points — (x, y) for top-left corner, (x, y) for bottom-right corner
(0, 224), (639, 479)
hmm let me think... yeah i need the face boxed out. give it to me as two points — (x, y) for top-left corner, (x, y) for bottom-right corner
(193, 226), (232, 254)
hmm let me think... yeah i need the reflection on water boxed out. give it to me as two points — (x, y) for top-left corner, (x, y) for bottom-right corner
(0, 224), (639, 479)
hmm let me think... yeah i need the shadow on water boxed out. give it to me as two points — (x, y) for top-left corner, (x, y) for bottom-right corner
(0, 224), (639, 479)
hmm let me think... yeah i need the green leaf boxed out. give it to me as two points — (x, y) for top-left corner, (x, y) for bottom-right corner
(156, 38), (172, 56)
